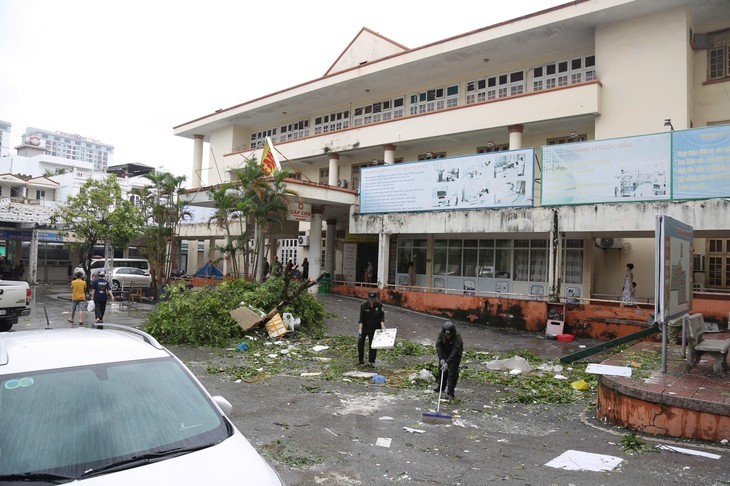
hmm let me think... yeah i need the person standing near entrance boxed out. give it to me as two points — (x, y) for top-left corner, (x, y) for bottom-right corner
(357, 290), (385, 367)
(621, 263), (635, 306)
(90, 270), (114, 323)
(68, 272), (87, 326)
(408, 261), (417, 287)
(301, 258), (309, 280)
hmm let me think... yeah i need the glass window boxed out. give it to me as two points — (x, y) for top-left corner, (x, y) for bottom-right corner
(495, 249), (511, 278)
(478, 248), (495, 277)
(463, 248), (478, 277)
(433, 240), (448, 275)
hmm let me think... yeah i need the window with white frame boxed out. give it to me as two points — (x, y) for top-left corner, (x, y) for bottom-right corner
(279, 119), (310, 142)
(708, 29), (730, 81)
(547, 133), (587, 145)
(477, 143), (509, 153)
(409, 85), (459, 115)
(562, 238), (584, 284)
(35, 190), (46, 200)
(533, 55), (595, 91)
(250, 127), (277, 149)
(417, 152), (446, 160)
(513, 239), (548, 282)
(319, 168), (329, 184)
(313, 111), (348, 135)
(351, 161), (384, 190)
(352, 98), (405, 127)
(465, 71), (525, 104)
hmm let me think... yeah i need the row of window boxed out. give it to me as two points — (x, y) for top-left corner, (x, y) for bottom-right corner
(708, 29), (730, 81)
(397, 238), (584, 284)
(246, 55), (598, 149)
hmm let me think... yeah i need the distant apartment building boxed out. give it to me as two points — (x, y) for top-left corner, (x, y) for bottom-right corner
(22, 127), (114, 172)
(0, 120), (11, 158)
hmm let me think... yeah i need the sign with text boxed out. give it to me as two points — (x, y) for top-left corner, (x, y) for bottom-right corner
(655, 215), (693, 324)
(287, 202), (311, 221)
(672, 124), (730, 200)
(359, 149), (534, 214)
(541, 133), (671, 205)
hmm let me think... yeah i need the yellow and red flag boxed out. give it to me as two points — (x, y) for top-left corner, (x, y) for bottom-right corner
(260, 137), (281, 176)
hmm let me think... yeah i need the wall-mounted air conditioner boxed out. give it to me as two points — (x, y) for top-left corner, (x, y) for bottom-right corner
(596, 237), (624, 249)
(337, 179), (348, 188)
(298, 236), (310, 247)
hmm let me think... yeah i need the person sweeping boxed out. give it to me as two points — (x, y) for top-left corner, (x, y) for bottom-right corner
(434, 321), (463, 399)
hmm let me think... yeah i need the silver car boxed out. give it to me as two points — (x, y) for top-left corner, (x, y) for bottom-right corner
(110, 267), (152, 292)
(0, 325), (284, 484)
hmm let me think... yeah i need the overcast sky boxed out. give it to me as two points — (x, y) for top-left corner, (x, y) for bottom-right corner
(0, 0), (566, 185)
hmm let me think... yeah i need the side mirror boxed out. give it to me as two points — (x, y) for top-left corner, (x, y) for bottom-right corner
(212, 395), (233, 415)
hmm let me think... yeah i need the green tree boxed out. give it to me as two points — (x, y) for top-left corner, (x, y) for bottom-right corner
(51, 175), (143, 279)
(134, 171), (191, 295)
(207, 183), (246, 278)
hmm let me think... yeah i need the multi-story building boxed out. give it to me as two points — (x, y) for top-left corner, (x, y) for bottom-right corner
(22, 127), (114, 172)
(174, 0), (730, 311)
(0, 120), (11, 158)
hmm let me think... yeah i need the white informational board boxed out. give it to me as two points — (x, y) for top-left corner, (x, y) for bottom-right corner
(371, 328), (397, 349)
(655, 216), (693, 324)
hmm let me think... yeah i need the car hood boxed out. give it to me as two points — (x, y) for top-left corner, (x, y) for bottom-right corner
(75, 431), (282, 485)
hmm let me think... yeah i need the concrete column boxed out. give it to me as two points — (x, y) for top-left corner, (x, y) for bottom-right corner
(377, 233), (390, 289)
(383, 144), (396, 165)
(328, 153), (340, 186)
(186, 240), (199, 276)
(326, 219), (337, 277)
(192, 134), (204, 188)
(308, 206), (324, 293)
(508, 124), (524, 150)
(29, 229), (38, 285)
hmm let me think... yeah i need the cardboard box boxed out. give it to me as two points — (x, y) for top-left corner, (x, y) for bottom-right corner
(371, 328), (397, 349)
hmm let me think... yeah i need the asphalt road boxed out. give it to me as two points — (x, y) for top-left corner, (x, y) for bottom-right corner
(16, 286), (730, 485)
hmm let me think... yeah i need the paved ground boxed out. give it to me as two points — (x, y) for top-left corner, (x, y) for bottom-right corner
(15, 286), (730, 485)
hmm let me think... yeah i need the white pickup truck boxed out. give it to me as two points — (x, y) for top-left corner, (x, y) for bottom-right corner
(0, 280), (31, 331)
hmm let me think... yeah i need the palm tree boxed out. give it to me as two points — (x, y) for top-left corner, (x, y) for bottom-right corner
(207, 184), (244, 278)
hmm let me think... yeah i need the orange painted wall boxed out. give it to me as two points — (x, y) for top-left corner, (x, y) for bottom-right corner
(597, 382), (730, 442)
(332, 285), (729, 341)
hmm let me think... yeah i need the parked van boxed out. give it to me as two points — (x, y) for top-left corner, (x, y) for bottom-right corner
(76, 259), (151, 280)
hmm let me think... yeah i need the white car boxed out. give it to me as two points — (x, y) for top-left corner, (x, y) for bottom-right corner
(0, 325), (284, 485)
(109, 267), (152, 292)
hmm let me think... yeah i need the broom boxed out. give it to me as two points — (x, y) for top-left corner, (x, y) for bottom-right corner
(422, 366), (453, 425)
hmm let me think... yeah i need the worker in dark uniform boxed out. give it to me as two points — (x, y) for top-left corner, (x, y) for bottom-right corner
(358, 290), (385, 367)
(434, 321), (464, 399)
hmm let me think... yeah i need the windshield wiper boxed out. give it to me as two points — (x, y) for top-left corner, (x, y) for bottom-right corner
(79, 443), (213, 478)
(0, 472), (76, 484)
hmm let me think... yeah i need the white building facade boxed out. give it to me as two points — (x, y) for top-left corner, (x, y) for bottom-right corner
(22, 127), (114, 172)
(174, 0), (730, 301)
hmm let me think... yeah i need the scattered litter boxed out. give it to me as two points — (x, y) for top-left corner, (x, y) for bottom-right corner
(408, 369), (433, 383)
(229, 306), (263, 331)
(537, 363), (563, 373)
(379, 416), (394, 421)
(375, 438), (392, 448)
(312, 357), (331, 362)
(657, 445), (721, 459)
(301, 372), (322, 377)
(266, 313), (290, 338)
(578, 345), (587, 349)
(486, 356), (532, 373)
(312, 345), (329, 352)
(403, 427), (425, 434)
(282, 312), (301, 331)
(325, 428), (338, 437)
(554, 374), (568, 380)
(235, 342), (249, 352)
(372, 374), (386, 384)
(279, 349), (290, 355)
(497, 439), (508, 443)
(267, 354), (278, 359)
(545, 450), (623, 472)
(235, 379), (242, 383)
(343, 371), (377, 379)
(585, 364), (632, 377)
(508, 369), (523, 375)
(721, 439), (728, 445)
(571, 379), (589, 391)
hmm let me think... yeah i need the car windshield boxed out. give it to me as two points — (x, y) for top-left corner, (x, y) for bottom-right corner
(0, 358), (230, 479)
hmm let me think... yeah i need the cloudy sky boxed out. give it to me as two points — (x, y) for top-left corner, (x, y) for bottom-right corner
(0, 0), (566, 185)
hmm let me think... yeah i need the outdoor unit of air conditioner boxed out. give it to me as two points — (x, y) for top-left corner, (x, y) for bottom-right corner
(596, 237), (624, 249)
(298, 236), (310, 247)
(337, 179), (348, 188)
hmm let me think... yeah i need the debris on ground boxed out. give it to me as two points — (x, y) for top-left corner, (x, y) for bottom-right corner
(375, 438), (392, 448)
(571, 379), (589, 391)
(545, 450), (623, 472)
(486, 356), (532, 374)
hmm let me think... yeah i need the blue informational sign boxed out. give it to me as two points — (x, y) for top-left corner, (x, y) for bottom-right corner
(672, 124), (730, 200)
(541, 133), (671, 205)
(359, 149), (535, 214)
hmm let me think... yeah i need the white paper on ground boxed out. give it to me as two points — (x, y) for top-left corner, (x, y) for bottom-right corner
(585, 364), (633, 377)
(657, 445), (721, 459)
(371, 328), (397, 349)
(375, 437), (392, 448)
(545, 450), (623, 472)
